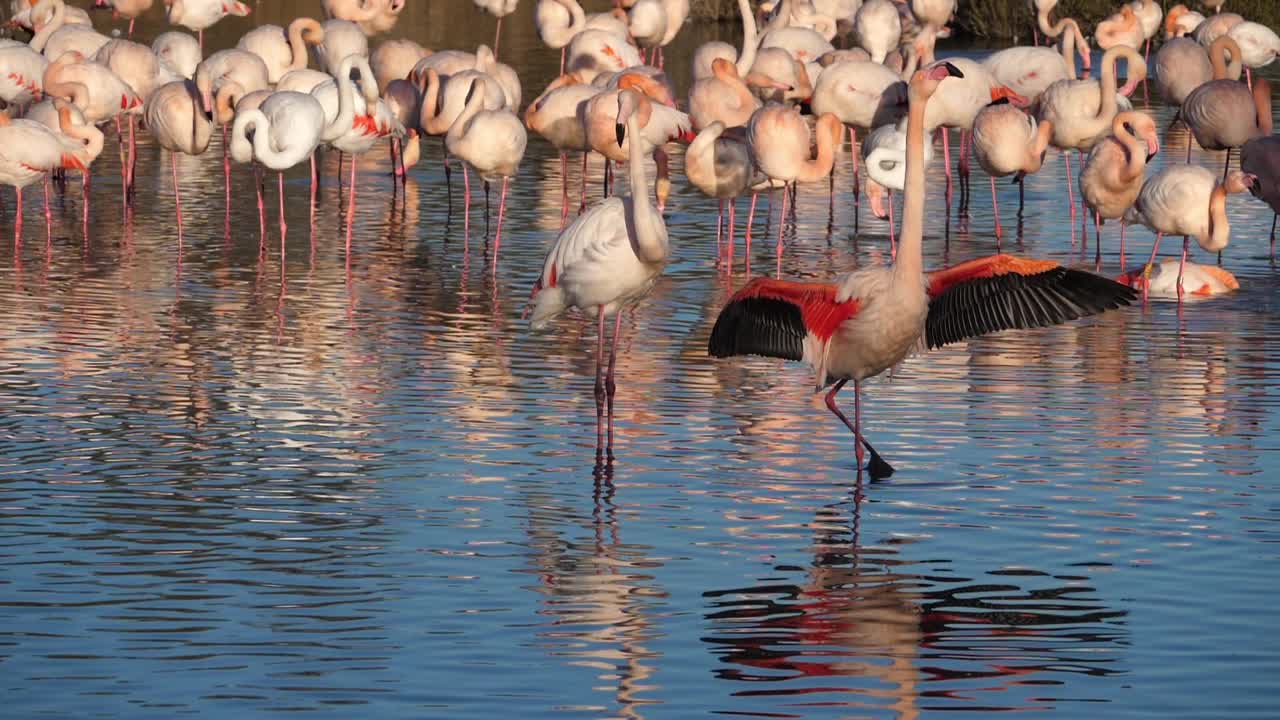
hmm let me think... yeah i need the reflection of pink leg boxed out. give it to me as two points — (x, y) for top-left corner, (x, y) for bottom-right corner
(991, 175), (1001, 244)
(605, 309), (622, 452)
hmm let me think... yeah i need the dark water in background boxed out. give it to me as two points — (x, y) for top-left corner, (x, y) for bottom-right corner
(1, 2), (1279, 718)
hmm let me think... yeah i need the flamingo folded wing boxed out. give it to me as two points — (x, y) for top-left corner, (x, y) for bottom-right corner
(707, 277), (860, 364)
(924, 254), (1137, 349)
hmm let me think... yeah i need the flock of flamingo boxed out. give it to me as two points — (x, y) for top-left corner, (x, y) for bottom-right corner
(0, 0), (1277, 475)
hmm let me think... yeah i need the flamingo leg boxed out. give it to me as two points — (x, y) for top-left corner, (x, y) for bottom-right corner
(958, 129), (971, 214)
(81, 169), (89, 239)
(309, 154), (317, 229)
(776, 183), (789, 256)
(823, 378), (893, 479)
(1064, 149), (1077, 240)
(128, 18), (134, 37)
(1094, 211), (1102, 269)
(559, 46), (565, 75)
(888, 189), (896, 260)
(1246, 66), (1252, 90)
(483, 180), (491, 238)
(222, 124), (231, 222)
(941, 128), (952, 206)
(605, 308), (622, 455)
(172, 152), (183, 251)
(1120, 222), (1127, 268)
(1223, 147), (1232, 181)
(255, 166), (266, 243)
(1271, 214), (1277, 261)
(126, 115), (136, 201)
(727, 198), (736, 274)
(493, 15), (502, 60)
(1186, 133), (1193, 164)
(14, 186), (21, 249)
(493, 176), (509, 269)
(849, 126), (860, 231)
(991, 175), (1001, 246)
(744, 192), (757, 267)
(198, 29), (203, 54)
(716, 198), (725, 259)
(579, 152), (588, 213)
(346, 151), (358, 254)
(594, 306), (607, 450)
(1177, 235), (1188, 300)
(278, 171), (287, 249)
(42, 175), (50, 245)
(462, 163), (471, 240)
(559, 150), (568, 224)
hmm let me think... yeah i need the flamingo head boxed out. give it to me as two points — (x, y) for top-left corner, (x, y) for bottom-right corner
(1226, 171), (1256, 193)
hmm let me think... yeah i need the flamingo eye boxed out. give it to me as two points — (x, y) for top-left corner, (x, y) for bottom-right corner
(879, 160), (897, 172)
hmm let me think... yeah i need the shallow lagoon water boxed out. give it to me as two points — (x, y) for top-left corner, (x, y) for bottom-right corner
(1, 2), (1279, 718)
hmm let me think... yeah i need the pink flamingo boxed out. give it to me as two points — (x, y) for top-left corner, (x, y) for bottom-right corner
(971, 101), (1054, 241)
(1182, 41), (1271, 176)
(1078, 110), (1159, 267)
(0, 110), (89, 247)
(528, 86), (672, 455)
(1124, 165), (1255, 300)
(707, 62), (1136, 479)
(164, 0), (251, 53)
(447, 79), (527, 264)
(145, 79), (215, 248)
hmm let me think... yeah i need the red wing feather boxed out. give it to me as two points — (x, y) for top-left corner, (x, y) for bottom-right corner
(730, 277), (859, 341)
(709, 277), (859, 363)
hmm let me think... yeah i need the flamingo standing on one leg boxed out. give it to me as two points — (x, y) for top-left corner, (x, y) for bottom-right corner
(1078, 110), (1159, 268)
(145, 79), (214, 248)
(971, 101), (1054, 243)
(229, 91), (326, 255)
(528, 85), (672, 457)
(706, 62), (1136, 479)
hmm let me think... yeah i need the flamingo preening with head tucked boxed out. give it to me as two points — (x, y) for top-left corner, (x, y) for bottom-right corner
(706, 62), (1136, 479)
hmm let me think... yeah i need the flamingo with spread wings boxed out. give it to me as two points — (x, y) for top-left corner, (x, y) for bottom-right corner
(707, 62), (1136, 479)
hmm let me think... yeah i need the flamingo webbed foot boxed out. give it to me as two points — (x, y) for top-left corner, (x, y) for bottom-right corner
(861, 438), (894, 480)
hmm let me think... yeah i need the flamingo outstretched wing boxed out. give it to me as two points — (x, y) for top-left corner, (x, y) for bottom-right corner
(707, 277), (861, 364)
(924, 254), (1136, 350)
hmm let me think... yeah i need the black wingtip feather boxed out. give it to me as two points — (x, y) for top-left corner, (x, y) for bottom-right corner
(925, 267), (1136, 350)
(708, 297), (807, 362)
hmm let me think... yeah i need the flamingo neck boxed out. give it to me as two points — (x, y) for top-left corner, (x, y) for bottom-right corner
(420, 70), (443, 134)
(1037, 5), (1057, 37)
(322, 57), (358, 141)
(735, 0), (758, 75)
(1112, 113), (1146, 180)
(29, 0), (64, 52)
(1207, 182), (1230, 249)
(1029, 117), (1053, 172)
(1095, 47), (1127, 123)
(287, 18), (319, 71)
(626, 107), (666, 264)
(1209, 36), (1242, 80)
(447, 84), (484, 146)
(897, 86), (927, 281)
(61, 108), (104, 159)
(797, 116), (836, 183)
(1255, 79), (1273, 135)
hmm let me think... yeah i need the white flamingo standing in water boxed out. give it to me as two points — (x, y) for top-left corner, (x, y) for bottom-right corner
(25, 96), (104, 232)
(706, 62), (1136, 479)
(528, 86), (672, 455)
(447, 79), (527, 264)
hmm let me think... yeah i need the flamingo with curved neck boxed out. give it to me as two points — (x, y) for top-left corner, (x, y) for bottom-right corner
(1079, 110), (1160, 266)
